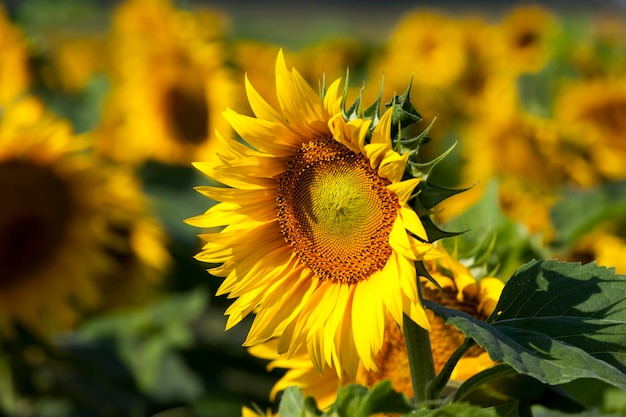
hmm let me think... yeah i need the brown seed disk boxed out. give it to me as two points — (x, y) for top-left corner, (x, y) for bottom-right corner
(277, 138), (400, 284)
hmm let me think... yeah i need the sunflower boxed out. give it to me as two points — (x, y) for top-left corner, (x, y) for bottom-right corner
(94, 0), (234, 165)
(457, 110), (593, 235)
(495, 4), (556, 74)
(555, 77), (626, 181)
(567, 225), (626, 275)
(43, 33), (109, 93)
(0, 97), (168, 336)
(376, 9), (467, 89)
(0, 4), (31, 106)
(249, 246), (505, 410)
(187, 51), (441, 378)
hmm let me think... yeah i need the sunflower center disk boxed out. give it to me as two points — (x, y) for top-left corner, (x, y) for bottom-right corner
(277, 138), (400, 284)
(0, 161), (71, 287)
(163, 82), (209, 145)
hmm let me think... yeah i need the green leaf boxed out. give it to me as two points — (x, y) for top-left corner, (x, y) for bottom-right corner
(405, 401), (518, 417)
(531, 405), (620, 417)
(278, 386), (322, 417)
(359, 380), (414, 415)
(327, 382), (413, 417)
(425, 260), (626, 390)
(451, 363), (585, 414)
(76, 288), (208, 399)
(550, 180), (626, 250)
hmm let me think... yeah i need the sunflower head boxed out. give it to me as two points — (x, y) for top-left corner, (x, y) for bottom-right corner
(188, 50), (463, 378)
(0, 97), (169, 337)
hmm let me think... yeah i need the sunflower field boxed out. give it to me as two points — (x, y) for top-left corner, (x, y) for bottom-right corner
(2, 0), (626, 416)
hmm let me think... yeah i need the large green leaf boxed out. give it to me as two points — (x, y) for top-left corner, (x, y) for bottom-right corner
(425, 260), (626, 390)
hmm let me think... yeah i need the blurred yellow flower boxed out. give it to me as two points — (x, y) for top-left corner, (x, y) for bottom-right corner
(0, 97), (169, 336)
(43, 33), (110, 93)
(377, 10), (466, 89)
(0, 4), (31, 106)
(495, 4), (556, 74)
(95, 0), (234, 165)
(567, 226), (626, 275)
(250, 246), (504, 410)
(187, 51), (440, 378)
(556, 78), (626, 180)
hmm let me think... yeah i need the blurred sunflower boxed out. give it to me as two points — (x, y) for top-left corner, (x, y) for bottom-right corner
(495, 4), (556, 74)
(187, 51), (441, 378)
(458, 111), (587, 235)
(42, 33), (109, 94)
(556, 78), (626, 180)
(566, 225), (626, 275)
(250, 246), (504, 410)
(91, 172), (171, 310)
(0, 97), (169, 336)
(450, 17), (518, 120)
(375, 9), (466, 89)
(95, 0), (234, 165)
(0, 4), (31, 105)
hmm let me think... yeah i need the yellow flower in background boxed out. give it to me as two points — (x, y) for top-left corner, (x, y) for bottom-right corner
(94, 0), (234, 166)
(567, 226), (626, 275)
(91, 173), (171, 311)
(0, 97), (169, 336)
(377, 10), (466, 89)
(187, 51), (441, 378)
(292, 37), (367, 87)
(556, 78), (626, 181)
(0, 4), (31, 105)
(250, 246), (504, 410)
(42, 33), (109, 93)
(495, 4), (556, 74)
(456, 111), (590, 235)
(450, 17), (519, 119)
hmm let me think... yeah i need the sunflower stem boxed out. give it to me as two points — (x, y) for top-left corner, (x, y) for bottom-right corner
(403, 280), (436, 406)
(426, 337), (476, 401)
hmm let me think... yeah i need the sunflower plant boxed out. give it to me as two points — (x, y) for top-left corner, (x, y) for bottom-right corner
(189, 51), (626, 417)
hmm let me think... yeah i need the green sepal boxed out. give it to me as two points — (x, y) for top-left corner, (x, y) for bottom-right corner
(362, 75), (385, 125)
(418, 181), (474, 211)
(406, 141), (457, 181)
(419, 216), (465, 244)
(341, 69), (362, 122)
(384, 78), (423, 140)
(415, 260), (443, 291)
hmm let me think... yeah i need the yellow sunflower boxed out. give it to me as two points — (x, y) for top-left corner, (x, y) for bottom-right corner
(376, 9), (467, 89)
(95, 0), (234, 165)
(555, 77), (626, 180)
(187, 51), (441, 378)
(249, 246), (505, 410)
(42, 33), (109, 93)
(0, 4), (31, 106)
(567, 226), (626, 275)
(495, 4), (556, 74)
(0, 97), (168, 336)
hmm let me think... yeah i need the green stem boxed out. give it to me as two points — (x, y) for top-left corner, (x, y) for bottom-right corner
(403, 280), (436, 405)
(426, 337), (476, 401)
